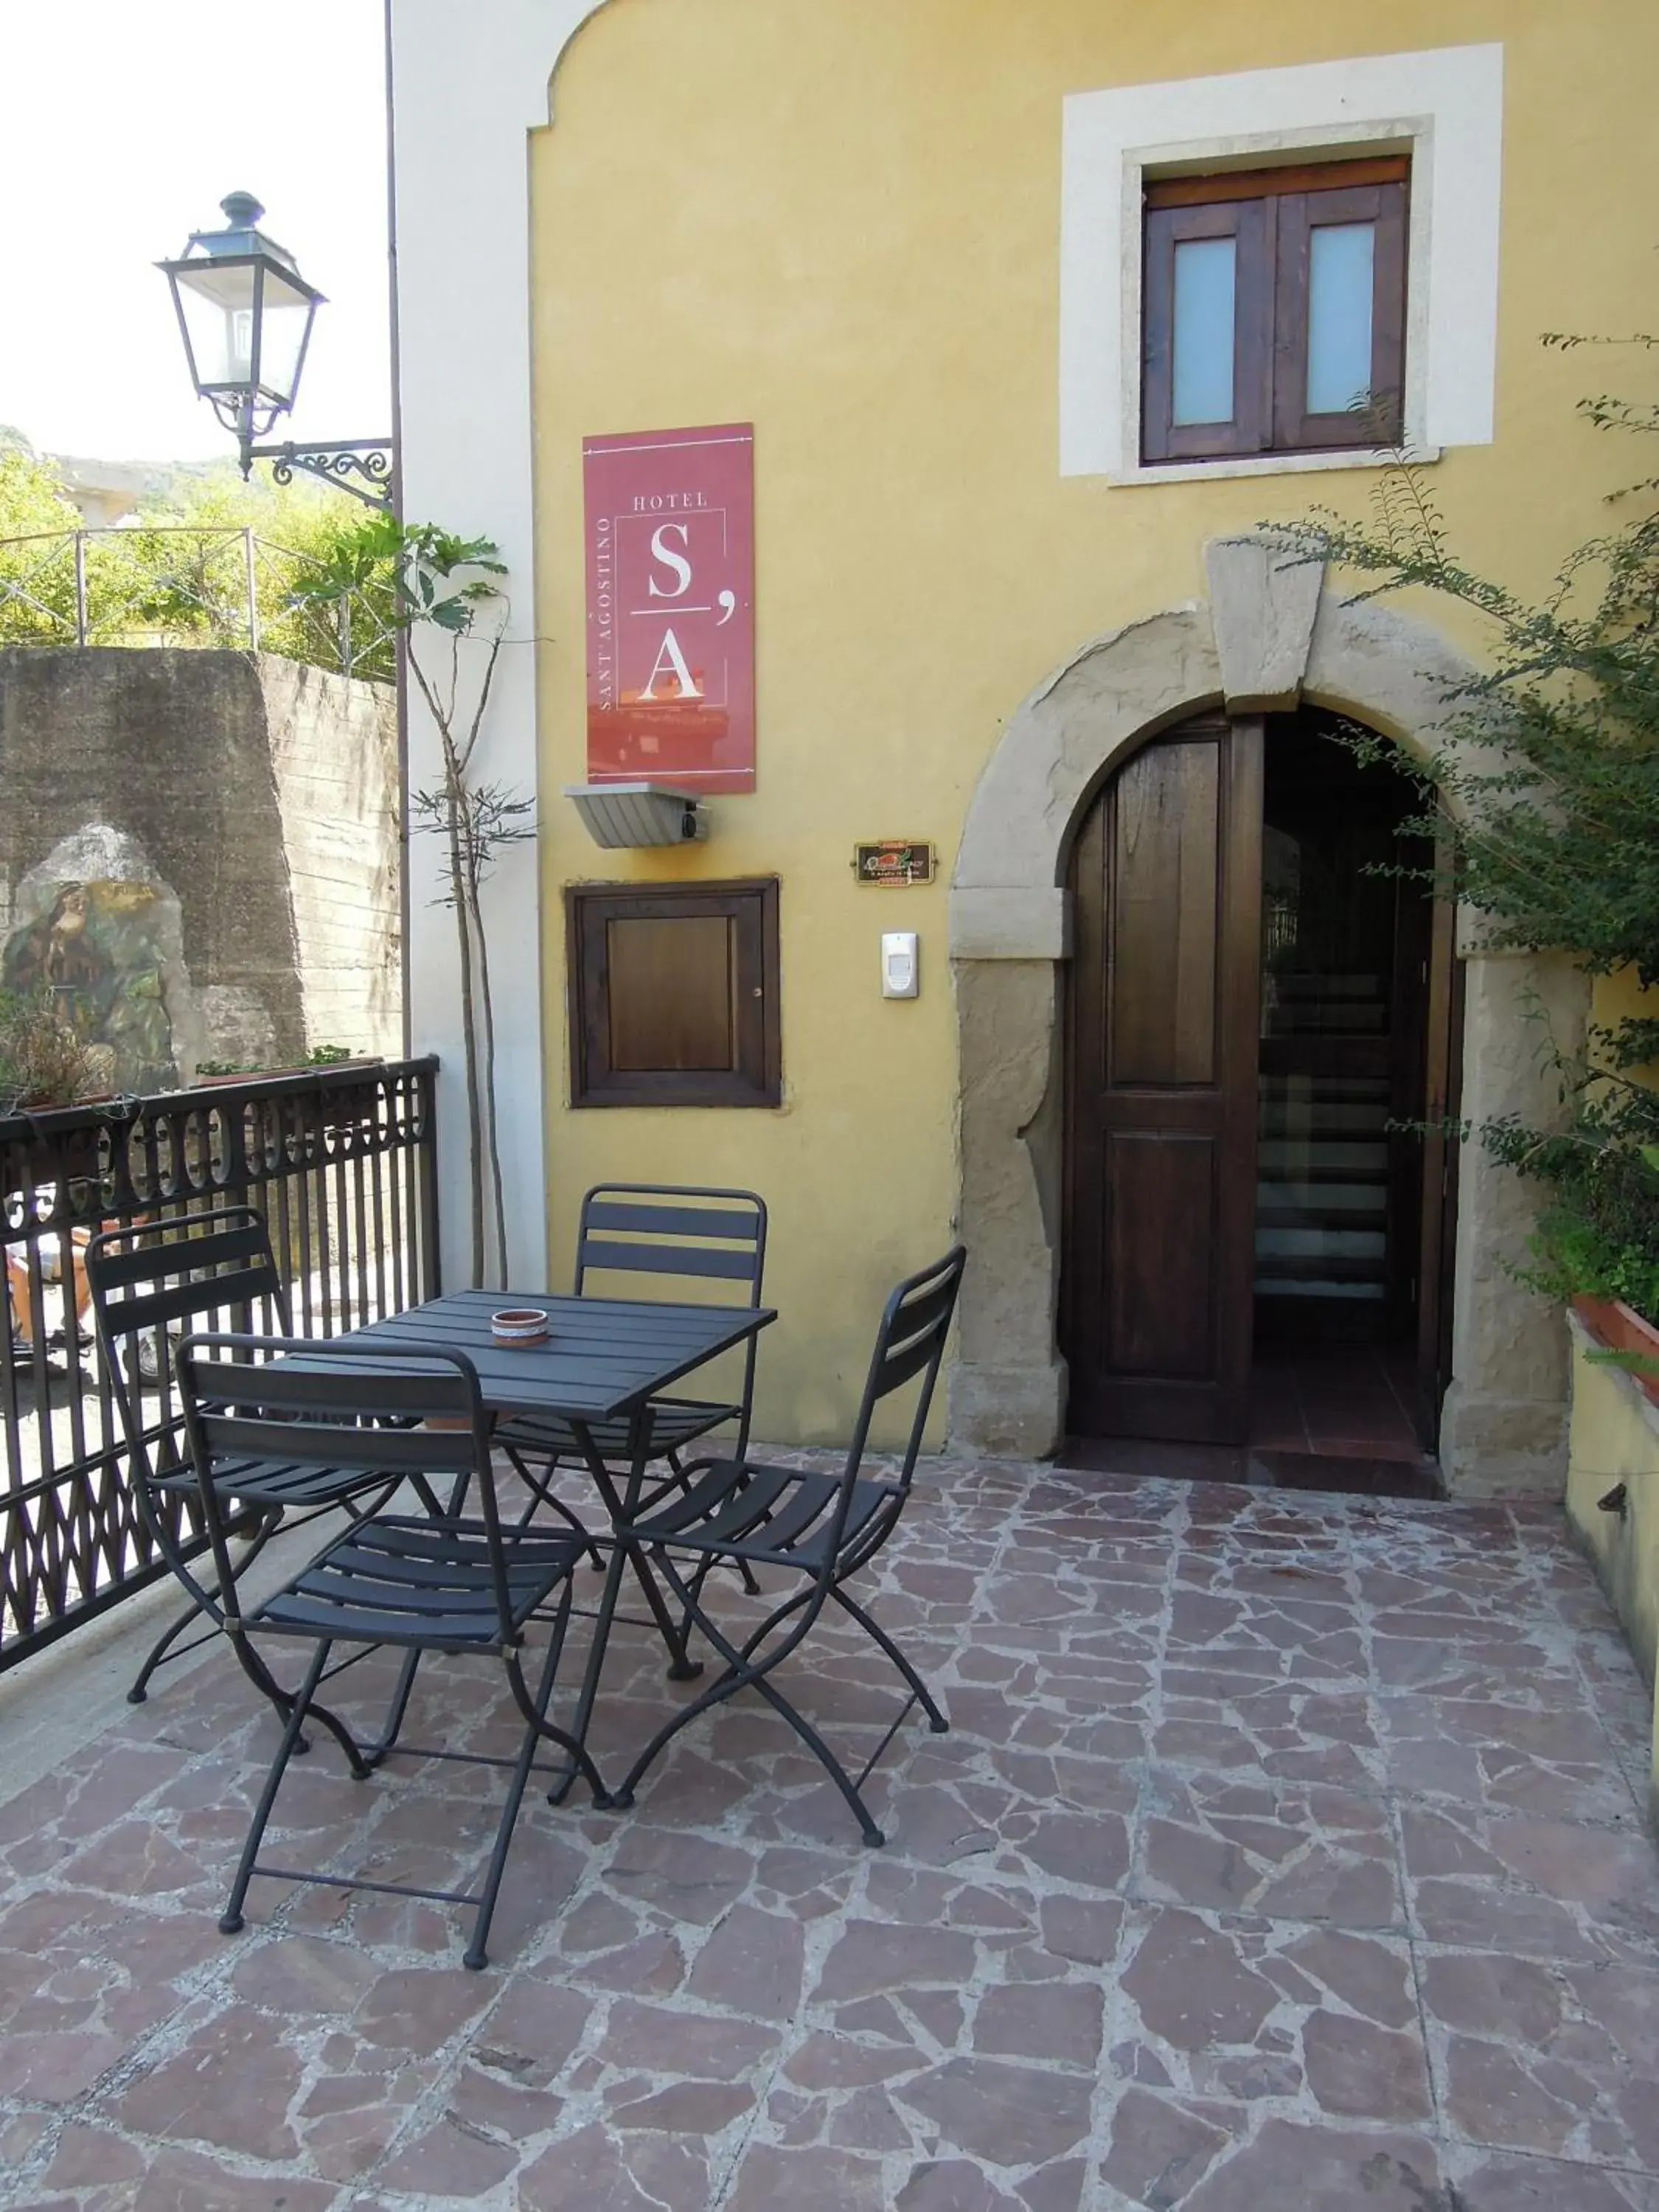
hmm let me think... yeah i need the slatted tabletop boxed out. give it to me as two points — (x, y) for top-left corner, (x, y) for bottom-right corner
(319, 1288), (775, 1421)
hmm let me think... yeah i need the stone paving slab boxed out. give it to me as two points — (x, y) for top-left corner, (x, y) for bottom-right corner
(0, 1457), (1655, 2208)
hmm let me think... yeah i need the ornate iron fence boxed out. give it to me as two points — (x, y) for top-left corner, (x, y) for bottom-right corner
(1, 1057), (439, 1671)
(0, 526), (394, 681)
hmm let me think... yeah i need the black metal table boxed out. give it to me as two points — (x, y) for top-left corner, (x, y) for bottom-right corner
(321, 1287), (776, 1771)
(330, 1288), (772, 1433)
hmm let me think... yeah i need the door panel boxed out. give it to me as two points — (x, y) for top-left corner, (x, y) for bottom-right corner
(1063, 714), (1263, 1443)
(1110, 742), (1220, 1085)
(1106, 1132), (1217, 1376)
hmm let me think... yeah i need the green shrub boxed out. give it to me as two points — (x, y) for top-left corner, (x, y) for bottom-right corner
(1275, 334), (1659, 1315)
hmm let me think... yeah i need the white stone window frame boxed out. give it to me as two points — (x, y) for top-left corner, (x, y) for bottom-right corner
(1059, 44), (1505, 484)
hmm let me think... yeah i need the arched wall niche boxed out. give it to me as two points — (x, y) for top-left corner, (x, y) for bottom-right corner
(948, 536), (1586, 1498)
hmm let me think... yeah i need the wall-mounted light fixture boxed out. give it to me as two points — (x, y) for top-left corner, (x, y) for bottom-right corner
(159, 194), (394, 507)
(563, 783), (709, 849)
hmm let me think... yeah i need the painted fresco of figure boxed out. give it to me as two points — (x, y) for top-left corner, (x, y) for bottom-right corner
(2, 879), (178, 1093)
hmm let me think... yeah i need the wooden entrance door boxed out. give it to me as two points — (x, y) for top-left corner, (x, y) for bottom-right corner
(1062, 713), (1264, 1443)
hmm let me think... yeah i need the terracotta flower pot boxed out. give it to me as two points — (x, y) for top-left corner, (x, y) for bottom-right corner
(1572, 1294), (1659, 1409)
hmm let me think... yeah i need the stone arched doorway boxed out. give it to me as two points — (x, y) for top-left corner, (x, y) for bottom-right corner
(947, 537), (1588, 1499)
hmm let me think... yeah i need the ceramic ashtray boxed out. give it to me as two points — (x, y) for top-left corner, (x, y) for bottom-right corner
(491, 1307), (549, 1347)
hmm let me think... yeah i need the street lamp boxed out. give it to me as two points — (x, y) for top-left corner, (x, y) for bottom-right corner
(159, 193), (394, 507)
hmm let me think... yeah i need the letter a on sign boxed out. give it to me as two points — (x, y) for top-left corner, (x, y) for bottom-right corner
(640, 627), (700, 700)
(582, 424), (756, 792)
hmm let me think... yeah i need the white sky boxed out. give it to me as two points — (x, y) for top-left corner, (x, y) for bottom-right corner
(0, 0), (391, 465)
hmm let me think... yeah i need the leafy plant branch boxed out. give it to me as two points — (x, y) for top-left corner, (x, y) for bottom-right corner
(1269, 331), (1659, 1318)
(289, 517), (531, 1290)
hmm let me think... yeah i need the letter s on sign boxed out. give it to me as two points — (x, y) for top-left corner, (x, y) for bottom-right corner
(647, 523), (693, 599)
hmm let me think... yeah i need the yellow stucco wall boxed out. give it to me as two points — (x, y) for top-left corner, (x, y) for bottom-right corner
(529, 0), (1659, 1444)
(1565, 1323), (1659, 1816)
(1593, 970), (1659, 1052)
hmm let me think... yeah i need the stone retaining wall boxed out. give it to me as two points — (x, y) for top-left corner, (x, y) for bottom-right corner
(0, 647), (400, 1088)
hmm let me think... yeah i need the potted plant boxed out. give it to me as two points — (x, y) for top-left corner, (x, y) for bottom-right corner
(192, 1043), (379, 1085)
(0, 990), (102, 1113)
(1480, 1084), (1659, 1407)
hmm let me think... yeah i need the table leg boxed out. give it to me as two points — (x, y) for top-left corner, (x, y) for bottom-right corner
(547, 1409), (703, 1809)
(567, 1410), (703, 1678)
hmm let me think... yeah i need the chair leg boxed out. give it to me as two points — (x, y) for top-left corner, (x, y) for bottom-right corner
(543, 1534), (696, 1809)
(504, 1638), (611, 1811)
(543, 1492), (608, 1573)
(126, 1596), (224, 1706)
(671, 1551), (811, 1674)
(227, 1627), (372, 1781)
(361, 1646), (424, 1767)
(220, 1639), (338, 1935)
(611, 1638), (886, 1848)
(466, 1587), (583, 1970)
(608, 1650), (758, 1812)
(672, 1548), (720, 1662)
(743, 1666), (888, 1848)
(611, 1568), (887, 1847)
(627, 1537), (703, 1682)
(126, 1503), (281, 1706)
(547, 1539), (626, 1806)
(830, 1584), (949, 1733)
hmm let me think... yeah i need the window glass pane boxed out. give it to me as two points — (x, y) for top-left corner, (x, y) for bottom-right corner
(1307, 221), (1375, 415)
(1171, 236), (1237, 426)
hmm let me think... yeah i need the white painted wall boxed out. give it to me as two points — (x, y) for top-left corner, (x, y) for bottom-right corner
(1060, 43), (1506, 481)
(388, 0), (608, 1291)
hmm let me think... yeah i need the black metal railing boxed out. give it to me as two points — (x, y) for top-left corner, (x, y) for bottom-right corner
(1, 1057), (439, 1671)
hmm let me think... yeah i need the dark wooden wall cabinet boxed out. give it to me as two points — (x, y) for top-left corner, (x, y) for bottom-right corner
(566, 878), (781, 1107)
(1142, 156), (1408, 463)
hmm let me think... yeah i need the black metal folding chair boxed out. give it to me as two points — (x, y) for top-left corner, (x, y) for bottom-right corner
(85, 1206), (406, 1706)
(177, 1335), (608, 1970)
(496, 1184), (768, 1550)
(609, 1246), (966, 1846)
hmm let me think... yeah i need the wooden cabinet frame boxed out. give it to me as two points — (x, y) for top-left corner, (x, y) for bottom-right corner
(566, 878), (781, 1109)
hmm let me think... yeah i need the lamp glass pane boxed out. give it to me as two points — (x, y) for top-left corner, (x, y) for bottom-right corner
(1171, 236), (1237, 426)
(255, 265), (314, 406)
(1307, 221), (1375, 415)
(174, 271), (256, 391)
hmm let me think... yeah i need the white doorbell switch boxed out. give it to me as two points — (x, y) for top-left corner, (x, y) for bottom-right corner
(882, 931), (919, 998)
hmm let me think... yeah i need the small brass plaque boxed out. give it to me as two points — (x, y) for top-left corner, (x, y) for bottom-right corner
(854, 841), (934, 886)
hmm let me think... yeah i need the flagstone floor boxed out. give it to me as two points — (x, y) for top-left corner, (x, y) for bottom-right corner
(1, 1456), (1657, 2211)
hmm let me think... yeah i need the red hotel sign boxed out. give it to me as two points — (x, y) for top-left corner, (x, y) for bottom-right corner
(583, 423), (756, 793)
